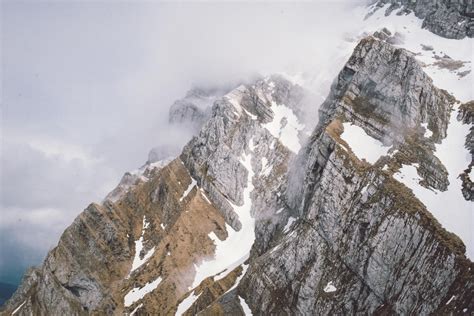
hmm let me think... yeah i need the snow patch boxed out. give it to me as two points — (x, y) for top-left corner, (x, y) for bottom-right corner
(175, 290), (202, 316)
(270, 244), (282, 254)
(221, 263), (249, 295)
(421, 122), (433, 138)
(124, 277), (163, 307)
(213, 255), (249, 282)
(129, 216), (155, 275)
(243, 108), (258, 120)
(394, 109), (474, 259)
(341, 123), (390, 164)
(238, 296), (253, 315)
(11, 301), (26, 315)
(129, 303), (143, 316)
(283, 217), (296, 233)
(446, 295), (456, 305)
(200, 188), (212, 204)
(263, 101), (304, 153)
(179, 177), (197, 202)
(261, 157), (273, 177)
(323, 281), (337, 293)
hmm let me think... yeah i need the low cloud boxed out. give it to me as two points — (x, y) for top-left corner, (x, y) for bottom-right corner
(1, 0), (367, 285)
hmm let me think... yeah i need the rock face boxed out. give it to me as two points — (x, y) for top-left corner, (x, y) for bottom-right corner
(458, 101), (474, 201)
(2, 37), (473, 315)
(372, 0), (474, 39)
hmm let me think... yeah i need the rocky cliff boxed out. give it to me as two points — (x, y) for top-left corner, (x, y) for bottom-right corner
(371, 0), (474, 39)
(458, 101), (474, 201)
(2, 35), (473, 316)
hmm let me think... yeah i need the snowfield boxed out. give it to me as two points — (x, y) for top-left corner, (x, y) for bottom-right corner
(361, 4), (473, 259)
(341, 122), (391, 164)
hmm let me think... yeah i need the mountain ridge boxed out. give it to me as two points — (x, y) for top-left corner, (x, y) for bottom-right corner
(2, 31), (473, 316)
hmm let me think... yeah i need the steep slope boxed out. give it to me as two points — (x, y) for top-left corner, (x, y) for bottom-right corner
(176, 36), (473, 316)
(371, 0), (474, 39)
(1, 75), (315, 315)
(2, 35), (473, 316)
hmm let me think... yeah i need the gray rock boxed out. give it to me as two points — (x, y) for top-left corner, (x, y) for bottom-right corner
(372, 0), (474, 39)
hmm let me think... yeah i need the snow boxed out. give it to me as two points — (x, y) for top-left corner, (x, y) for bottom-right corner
(446, 295), (456, 305)
(323, 281), (337, 293)
(243, 108), (258, 120)
(364, 4), (472, 103)
(283, 217), (296, 234)
(421, 122), (433, 138)
(394, 164), (422, 190)
(360, 183), (369, 195)
(361, 6), (474, 259)
(124, 276), (163, 307)
(394, 110), (474, 259)
(191, 138), (256, 288)
(175, 290), (202, 316)
(220, 263), (249, 295)
(11, 301), (26, 315)
(261, 157), (273, 177)
(276, 207), (284, 214)
(263, 101), (305, 153)
(341, 123), (391, 164)
(179, 177), (197, 202)
(160, 223), (166, 230)
(470, 168), (474, 181)
(129, 303), (143, 316)
(129, 216), (155, 275)
(238, 296), (253, 315)
(214, 255), (249, 282)
(200, 188), (212, 204)
(270, 244), (282, 254)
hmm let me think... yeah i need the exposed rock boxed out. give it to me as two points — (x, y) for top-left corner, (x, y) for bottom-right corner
(458, 101), (474, 201)
(433, 54), (470, 72)
(373, 27), (405, 45)
(420, 43), (434, 51)
(371, 0), (474, 39)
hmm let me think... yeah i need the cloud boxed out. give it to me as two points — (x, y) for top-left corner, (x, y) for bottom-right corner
(1, 0), (368, 286)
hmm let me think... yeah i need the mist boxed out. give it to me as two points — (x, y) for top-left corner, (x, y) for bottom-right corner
(1, 0), (367, 286)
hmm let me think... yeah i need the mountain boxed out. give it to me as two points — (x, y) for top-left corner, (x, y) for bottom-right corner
(2, 4), (473, 316)
(370, 0), (474, 39)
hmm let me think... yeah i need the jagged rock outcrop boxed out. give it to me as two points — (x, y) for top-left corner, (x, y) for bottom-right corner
(2, 36), (473, 316)
(458, 101), (474, 201)
(372, 0), (474, 39)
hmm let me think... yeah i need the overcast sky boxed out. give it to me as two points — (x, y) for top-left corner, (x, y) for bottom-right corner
(1, 0), (366, 286)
